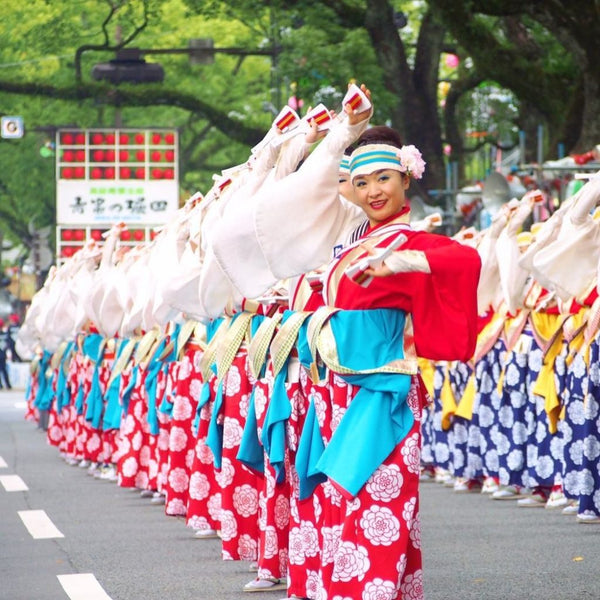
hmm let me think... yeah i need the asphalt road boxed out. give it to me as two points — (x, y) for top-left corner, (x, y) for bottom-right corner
(1, 388), (598, 600)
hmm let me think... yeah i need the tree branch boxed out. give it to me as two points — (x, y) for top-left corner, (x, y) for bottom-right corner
(0, 80), (266, 146)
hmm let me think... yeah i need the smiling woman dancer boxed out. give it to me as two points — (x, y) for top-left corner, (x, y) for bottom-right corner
(290, 91), (482, 599)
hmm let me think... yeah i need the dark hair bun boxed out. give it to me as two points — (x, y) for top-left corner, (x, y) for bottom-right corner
(355, 126), (403, 150)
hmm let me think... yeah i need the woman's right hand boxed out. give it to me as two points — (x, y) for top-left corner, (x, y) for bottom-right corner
(345, 83), (372, 125)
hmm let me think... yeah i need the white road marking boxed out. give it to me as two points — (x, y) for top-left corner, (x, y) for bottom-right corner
(0, 474), (28, 491)
(13, 401), (27, 409)
(57, 574), (114, 600)
(0, 455), (7, 468)
(18, 509), (64, 539)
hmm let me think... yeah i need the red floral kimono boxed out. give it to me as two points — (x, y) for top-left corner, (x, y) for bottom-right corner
(307, 214), (480, 600)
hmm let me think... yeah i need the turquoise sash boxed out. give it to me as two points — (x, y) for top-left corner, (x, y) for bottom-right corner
(102, 339), (132, 431)
(144, 338), (168, 436)
(34, 350), (54, 410)
(83, 333), (106, 429)
(298, 309), (413, 498)
(56, 341), (74, 412)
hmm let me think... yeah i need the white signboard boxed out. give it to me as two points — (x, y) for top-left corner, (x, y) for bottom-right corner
(55, 128), (179, 226)
(56, 180), (178, 224)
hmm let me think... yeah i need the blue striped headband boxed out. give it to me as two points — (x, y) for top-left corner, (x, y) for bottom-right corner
(339, 156), (351, 175)
(350, 144), (404, 179)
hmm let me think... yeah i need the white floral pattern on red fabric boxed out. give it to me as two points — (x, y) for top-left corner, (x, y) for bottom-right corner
(207, 492), (222, 522)
(219, 509), (238, 541)
(401, 433), (420, 474)
(362, 578), (397, 600)
(185, 447), (195, 470)
(86, 433), (101, 452)
(188, 515), (210, 531)
(263, 525), (279, 559)
(48, 424), (61, 442)
(312, 390), (327, 428)
(238, 393), (249, 419)
(157, 428), (170, 451)
(133, 396), (144, 420)
(288, 526), (304, 565)
(224, 364), (241, 396)
(306, 570), (320, 598)
(359, 505), (401, 546)
(299, 520), (320, 558)
(122, 415), (136, 436)
(232, 484), (259, 517)
(406, 380), (420, 414)
(331, 403), (347, 433)
(169, 425), (189, 452)
(189, 472), (210, 500)
(331, 541), (371, 582)
(237, 533), (258, 561)
(192, 349), (203, 371)
(324, 479), (343, 507)
(398, 569), (424, 600)
(313, 491), (323, 522)
(278, 548), (288, 579)
(366, 463), (403, 502)
(131, 430), (142, 451)
(286, 421), (298, 451)
(172, 396), (193, 421)
(258, 494), (267, 530)
(409, 512), (421, 549)
(321, 524), (343, 565)
(189, 378), (203, 402)
(121, 456), (138, 477)
(178, 357), (192, 380)
(274, 494), (290, 530)
(396, 553), (407, 583)
(222, 417), (244, 449)
(346, 497), (361, 514)
(263, 467), (274, 497)
(254, 386), (268, 419)
(139, 445), (151, 467)
(215, 457), (235, 488)
(402, 496), (417, 528)
(197, 440), (214, 465)
(166, 498), (186, 515)
(167, 466), (189, 493)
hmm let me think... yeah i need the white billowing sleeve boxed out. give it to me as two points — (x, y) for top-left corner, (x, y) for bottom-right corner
(495, 200), (533, 314)
(253, 117), (368, 280)
(476, 212), (507, 314)
(207, 119), (366, 305)
(197, 137), (307, 317)
(530, 177), (600, 300)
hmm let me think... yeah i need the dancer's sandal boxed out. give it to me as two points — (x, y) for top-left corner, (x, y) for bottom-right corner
(243, 577), (287, 593)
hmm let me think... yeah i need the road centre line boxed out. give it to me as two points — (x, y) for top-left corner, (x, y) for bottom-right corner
(18, 509), (64, 539)
(57, 574), (114, 600)
(0, 474), (28, 491)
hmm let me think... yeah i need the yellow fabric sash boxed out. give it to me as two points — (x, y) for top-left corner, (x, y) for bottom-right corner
(269, 311), (311, 378)
(440, 363), (458, 430)
(454, 372), (476, 421)
(198, 317), (230, 381)
(529, 312), (567, 434)
(215, 312), (253, 381)
(107, 337), (139, 386)
(247, 312), (283, 380)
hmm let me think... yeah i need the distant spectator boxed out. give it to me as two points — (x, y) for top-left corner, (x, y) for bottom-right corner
(7, 313), (22, 362)
(0, 319), (12, 389)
